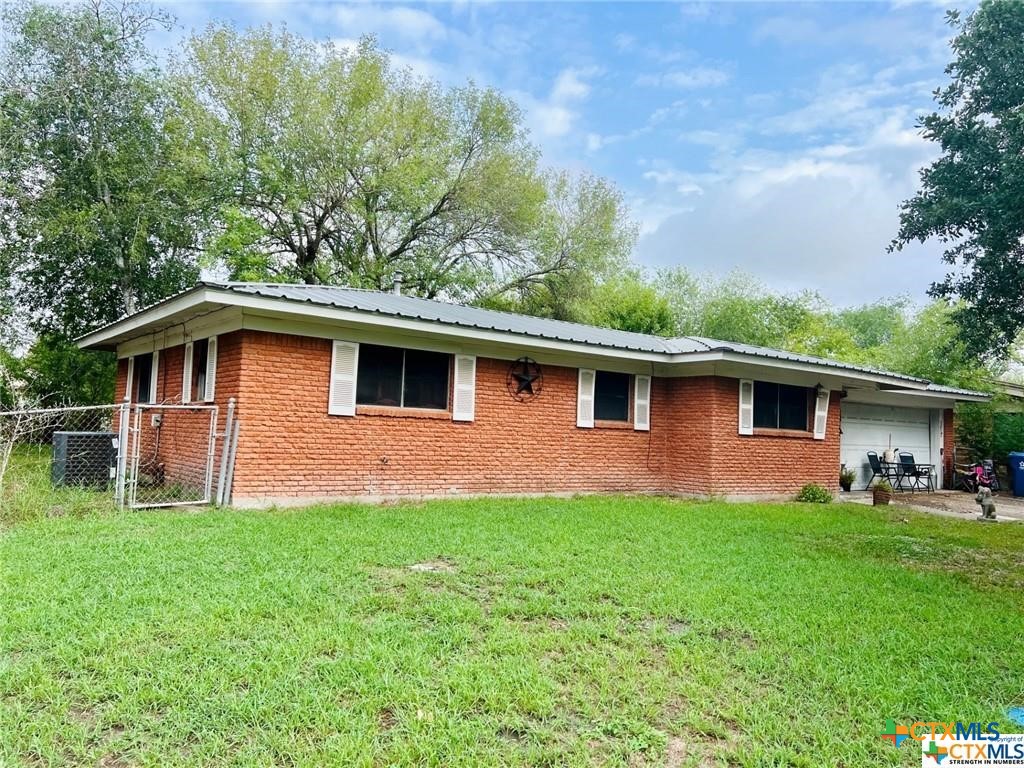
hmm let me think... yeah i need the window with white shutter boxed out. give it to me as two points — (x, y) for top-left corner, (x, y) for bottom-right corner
(452, 355), (476, 422)
(124, 357), (135, 400)
(182, 342), (194, 403)
(812, 387), (830, 440)
(150, 350), (160, 403)
(577, 369), (596, 428)
(634, 374), (651, 431)
(204, 336), (218, 402)
(328, 341), (359, 416)
(738, 379), (754, 435)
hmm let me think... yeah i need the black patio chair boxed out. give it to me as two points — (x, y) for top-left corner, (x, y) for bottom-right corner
(897, 451), (933, 492)
(866, 451), (895, 490)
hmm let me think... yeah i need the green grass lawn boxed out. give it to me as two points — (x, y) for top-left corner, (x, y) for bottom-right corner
(2, 496), (1023, 767)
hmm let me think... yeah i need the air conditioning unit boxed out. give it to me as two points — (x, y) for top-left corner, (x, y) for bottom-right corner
(51, 431), (117, 489)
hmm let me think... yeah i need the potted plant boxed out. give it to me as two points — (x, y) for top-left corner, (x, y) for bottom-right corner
(872, 479), (893, 506)
(839, 467), (856, 493)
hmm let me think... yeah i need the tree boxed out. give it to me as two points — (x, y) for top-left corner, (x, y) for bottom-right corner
(891, 1), (1024, 359)
(656, 268), (818, 349)
(0, 1), (202, 339)
(18, 334), (115, 405)
(577, 272), (677, 336)
(174, 27), (632, 306)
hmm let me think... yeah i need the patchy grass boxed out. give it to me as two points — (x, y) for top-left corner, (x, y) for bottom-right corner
(1, 497), (1023, 767)
(1, 446), (115, 525)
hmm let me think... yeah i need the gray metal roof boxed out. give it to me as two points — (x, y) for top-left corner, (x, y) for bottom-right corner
(683, 337), (929, 384)
(209, 282), (681, 353)
(924, 382), (991, 398)
(207, 283), (933, 383)
(78, 281), (984, 395)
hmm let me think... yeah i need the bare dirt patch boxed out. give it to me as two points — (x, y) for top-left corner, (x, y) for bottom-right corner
(407, 558), (456, 573)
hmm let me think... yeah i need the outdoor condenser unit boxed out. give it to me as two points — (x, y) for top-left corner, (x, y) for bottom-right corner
(51, 431), (118, 489)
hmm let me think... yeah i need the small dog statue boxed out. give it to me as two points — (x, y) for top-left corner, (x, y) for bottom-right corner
(975, 486), (997, 521)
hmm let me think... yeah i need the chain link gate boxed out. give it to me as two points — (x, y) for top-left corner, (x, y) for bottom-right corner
(1, 400), (239, 512)
(124, 403), (222, 509)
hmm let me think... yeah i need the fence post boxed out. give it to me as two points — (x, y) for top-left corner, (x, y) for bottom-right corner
(216, 398), (235, 505)
(114, 398), (130, 510)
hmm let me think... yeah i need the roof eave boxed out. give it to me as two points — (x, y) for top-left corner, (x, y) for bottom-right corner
(76, 284), (217, 350)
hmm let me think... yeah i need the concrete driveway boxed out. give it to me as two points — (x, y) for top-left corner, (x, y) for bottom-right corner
(840, 489), (1024, 522)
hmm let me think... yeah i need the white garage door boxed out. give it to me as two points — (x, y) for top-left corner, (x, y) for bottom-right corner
(841, 403), (935, 490)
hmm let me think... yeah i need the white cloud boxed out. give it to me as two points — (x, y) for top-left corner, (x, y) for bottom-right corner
(637, 66), (731, 89)
(551, 68), (593, 102)
(520, 66), (600, 139)
(334, 4), (448, 44)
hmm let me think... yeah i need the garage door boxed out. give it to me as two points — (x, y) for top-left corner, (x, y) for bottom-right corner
(840, 403), (934, 490)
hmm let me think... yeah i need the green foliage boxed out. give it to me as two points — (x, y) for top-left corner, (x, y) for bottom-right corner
(652, 268), (993, 388)
(658, 268), (818, 349)
(892, 1), (1024, 359)
(18, 335), (115, 406)
(173, 27), (632, 308)
(839, 467), (856, 487)
(575, 272), (677, 335)
(795, 483), (833, 503)
(0, 1), (202, 338)
(994, 412), (1024, 459)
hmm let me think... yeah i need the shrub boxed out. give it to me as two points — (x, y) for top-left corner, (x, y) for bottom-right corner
(796, 483), (833, 503)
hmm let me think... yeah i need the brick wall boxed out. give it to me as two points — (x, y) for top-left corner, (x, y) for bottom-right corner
(115, 335), (243, 497)
(112, 329), (854, 503)
(192, 330), (847, 505)
(229, 331), (672, 502)
(704, 377), (842, 495)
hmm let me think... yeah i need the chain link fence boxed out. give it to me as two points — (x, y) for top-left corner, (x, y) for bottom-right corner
(0, 404), (123, 519)
(1, 400), (239, 519)
(127, 404), (221, 508)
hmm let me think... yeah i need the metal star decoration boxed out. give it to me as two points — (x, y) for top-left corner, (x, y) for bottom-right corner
(506, 357), (543, 401)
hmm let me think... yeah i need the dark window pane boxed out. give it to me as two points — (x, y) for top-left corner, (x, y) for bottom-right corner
(403, 349), (449, 409)
(778, 385), (808, 430)
(357, 344), (403, 406)
(135, 353), (153, 404)
(594, 371), (630, 421)
(753, 382), (779, 429)
(192, 340), (208, 402)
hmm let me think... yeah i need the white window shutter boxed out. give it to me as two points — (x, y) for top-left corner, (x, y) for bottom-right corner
(328, 341), (359, 416)
(124, 357), (134, 400)
(452, 355), (476, 422)
(577, 368), (596, 428)
(813, 387), (830, 440)
(738, 379), (754, 435)
(204, 336), (218, 402)
(182, 342), (194, 403)
(634, 374), (651, 431)
(150, 350), (160, 403)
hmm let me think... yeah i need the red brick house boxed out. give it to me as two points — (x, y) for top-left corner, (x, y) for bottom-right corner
(78, 282), (987, 507)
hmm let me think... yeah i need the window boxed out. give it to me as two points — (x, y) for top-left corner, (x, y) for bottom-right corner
(135, 353), (154, 404)
(594, 371), (631, 422)
(753, 382), (810, 431)
(356, 344), (450, 410)
(192, 339), (209, 403)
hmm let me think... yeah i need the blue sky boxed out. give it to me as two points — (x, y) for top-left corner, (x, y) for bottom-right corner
(162, 1), (966, 306)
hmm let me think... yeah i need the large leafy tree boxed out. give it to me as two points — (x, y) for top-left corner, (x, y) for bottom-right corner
(892, 1), (1024, 359)
(0, 1), (202, 338)
(175, 27), (632, 305)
